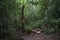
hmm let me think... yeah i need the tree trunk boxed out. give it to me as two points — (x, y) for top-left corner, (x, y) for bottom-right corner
(21, 5), (25, 33)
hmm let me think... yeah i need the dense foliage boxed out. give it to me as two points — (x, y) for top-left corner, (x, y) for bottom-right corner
(0, 0), (21, 40)
(0, 0), (60, 40)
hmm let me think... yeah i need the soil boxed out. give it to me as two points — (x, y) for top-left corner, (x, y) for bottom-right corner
(16, 29), (60, 40)
(22, 33), (54, 40)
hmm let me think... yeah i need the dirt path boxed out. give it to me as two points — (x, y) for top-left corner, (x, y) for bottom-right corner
(22, 33), (54, 40)
(16, 29), (60, 40)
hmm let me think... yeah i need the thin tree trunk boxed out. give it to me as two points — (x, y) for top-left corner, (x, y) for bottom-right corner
(21, 5), (25, 33)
